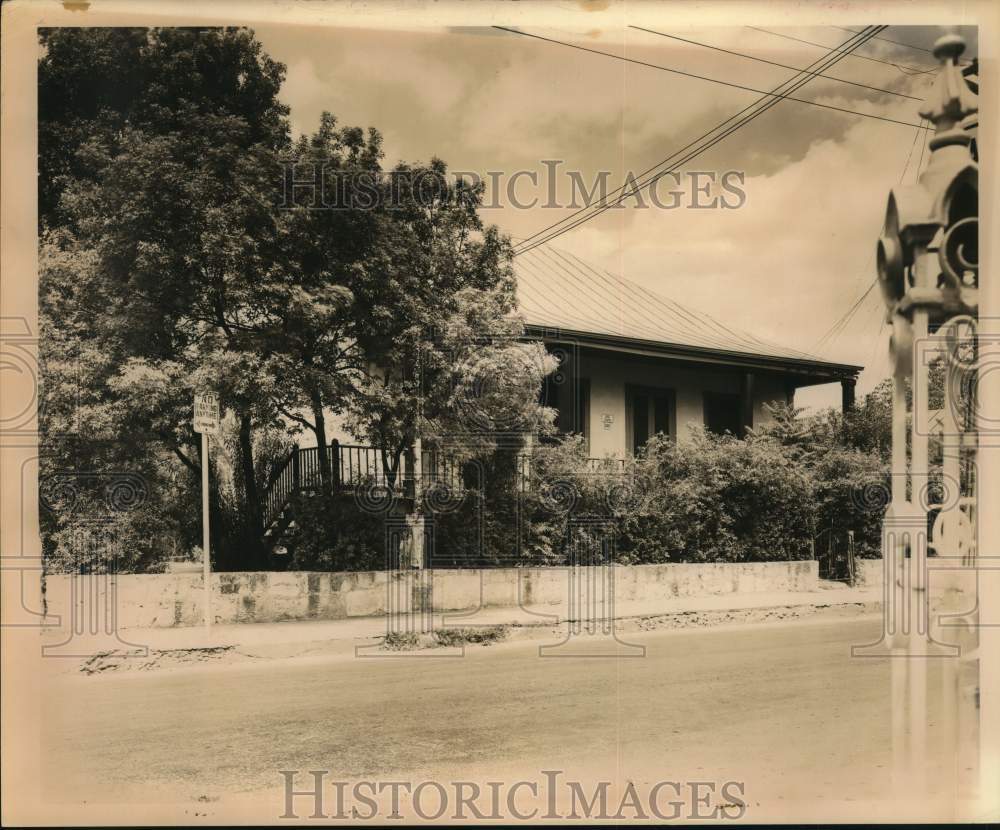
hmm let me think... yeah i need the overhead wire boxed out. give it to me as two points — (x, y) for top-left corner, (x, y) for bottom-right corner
(492, 26), (928, 133)
(746, 26), (937, 76)
(628, 25), (922, 101)
(812, 114), (930, 353)
(830, 25), (936, 55)
(507, 26), (887, 254)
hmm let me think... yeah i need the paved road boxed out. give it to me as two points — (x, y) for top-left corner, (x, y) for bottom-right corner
(43, 617), (959, 821)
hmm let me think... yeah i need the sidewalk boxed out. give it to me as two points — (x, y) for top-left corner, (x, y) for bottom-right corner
(42, 581), (880, 658)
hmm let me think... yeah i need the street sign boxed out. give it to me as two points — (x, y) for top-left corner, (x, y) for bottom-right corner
(193, 392), (218, 629)
(193, 393), (219, 435)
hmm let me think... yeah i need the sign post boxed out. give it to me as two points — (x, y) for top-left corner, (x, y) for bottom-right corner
(193, 393), (219, 630)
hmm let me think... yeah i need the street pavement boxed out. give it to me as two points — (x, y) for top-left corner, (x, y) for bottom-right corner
(37, 613), (972, 823)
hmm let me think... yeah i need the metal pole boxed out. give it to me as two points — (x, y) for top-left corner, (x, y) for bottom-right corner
(202, 431), (211, 630)
(909, 306), (930, 789)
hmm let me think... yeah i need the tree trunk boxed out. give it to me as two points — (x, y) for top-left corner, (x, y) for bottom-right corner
(238, 410), (267, 569)
(310, 391), (332, 496)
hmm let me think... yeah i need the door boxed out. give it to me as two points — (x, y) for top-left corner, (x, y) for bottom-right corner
(627, 385), (675, 455)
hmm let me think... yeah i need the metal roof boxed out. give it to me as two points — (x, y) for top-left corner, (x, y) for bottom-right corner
(514, 245), (860, 375)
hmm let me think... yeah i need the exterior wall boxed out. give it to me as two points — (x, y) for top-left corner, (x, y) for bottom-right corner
(578, 351), (790, 457)
(293, 354), (795, 458)
(295, 409), (355, 448)
(44, 561), (818, 629)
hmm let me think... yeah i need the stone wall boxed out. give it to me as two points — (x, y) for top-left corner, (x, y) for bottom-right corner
(854, 557), (884, 589)
(43, 561), (818, 629)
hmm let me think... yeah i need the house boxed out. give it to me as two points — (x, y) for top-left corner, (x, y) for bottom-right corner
(515, 245), (861, 457)
(264, 244), (861, 539)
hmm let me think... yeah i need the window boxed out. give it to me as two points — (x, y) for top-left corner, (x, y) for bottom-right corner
(626, 385), (675, 455)
(542, 375), (591, 453)
(704, 391), (742, 437)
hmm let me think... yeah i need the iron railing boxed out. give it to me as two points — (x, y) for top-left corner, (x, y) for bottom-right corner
(263, 442), (630, 530)
(263, 441), (408, 530)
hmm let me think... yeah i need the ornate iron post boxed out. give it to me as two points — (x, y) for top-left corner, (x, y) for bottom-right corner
(857, 33), (979, 802)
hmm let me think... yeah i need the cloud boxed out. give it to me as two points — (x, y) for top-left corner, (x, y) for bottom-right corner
(253, 23), (975, 409)
(282, 58), (326, 138)
(547, 90), (931, 391)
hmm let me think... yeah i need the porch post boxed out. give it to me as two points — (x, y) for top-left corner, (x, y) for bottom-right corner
(841, 377), (857, 413)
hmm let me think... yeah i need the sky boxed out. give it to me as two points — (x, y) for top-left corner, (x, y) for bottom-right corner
(254, 22), (978, 410)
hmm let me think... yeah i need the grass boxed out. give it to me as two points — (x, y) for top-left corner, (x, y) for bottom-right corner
(431, 625), (509, 647)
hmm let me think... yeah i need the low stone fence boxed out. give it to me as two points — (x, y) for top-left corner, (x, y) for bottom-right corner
(854, 557), (884, 589)
(43, 561), (818, 629)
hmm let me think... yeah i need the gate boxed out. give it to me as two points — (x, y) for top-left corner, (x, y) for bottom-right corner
(813, 528), (856, 584)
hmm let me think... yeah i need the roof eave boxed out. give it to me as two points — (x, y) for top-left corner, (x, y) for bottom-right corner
(522, 324), (862, 382)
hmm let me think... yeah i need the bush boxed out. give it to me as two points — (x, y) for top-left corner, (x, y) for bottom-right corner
(429, 448), (524, 567)
(432, 626), (508, 646)
(432, 430), (826, 567)
(426, 438), (626, 566)
(620, 431), (815, 563)
(284, 490), (393, 571)
(283, 418), (889, 570)
(810, 448), (888, 558)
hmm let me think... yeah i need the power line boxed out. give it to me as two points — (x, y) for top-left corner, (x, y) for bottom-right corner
(831, 25), (935, 55)
(812, 117), (927, 352)
(514, 27), (882, 255)
(492, 26), (929, 132)
(747, 26), (937, 76)
(511, 27), (887, 254)
(628, 25), (921, 101)
(814, 281), (877, 351)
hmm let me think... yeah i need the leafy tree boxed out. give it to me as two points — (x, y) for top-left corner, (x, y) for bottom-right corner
(842, 379), (892, 459)
(39, 27), (292, 569)
(340, 158), (556, 480)
(38, 27), (289, 229)
(252, 114), (383, 493)
(267, 120), (557, 488)
(39, 231), (187, 572)
(39, 29), (555, 572)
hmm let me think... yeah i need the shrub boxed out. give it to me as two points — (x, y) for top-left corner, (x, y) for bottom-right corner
(429, 439), (625, 567)
(620, 430), (814, 563)
(434, 431), (821, 566)
(382, 632), (420, 650)
(432, 626), (508, 646)
(519, 438), (630, 565)
(284, 490), (393, 571)
(284, 417), (888, 570)
(429, 448), (524, 567)
(810, 448), (888, 558)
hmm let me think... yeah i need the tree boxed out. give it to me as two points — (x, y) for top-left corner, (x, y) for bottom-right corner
(39, 27), (292, 569)
(266, 123), (557, 488)
(39, 29), (556, 571)
(39, 27), (289, 229)
(252, 115), (384, 494)
(38, 231), (190, 572)
(340, 158), (556, 479)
